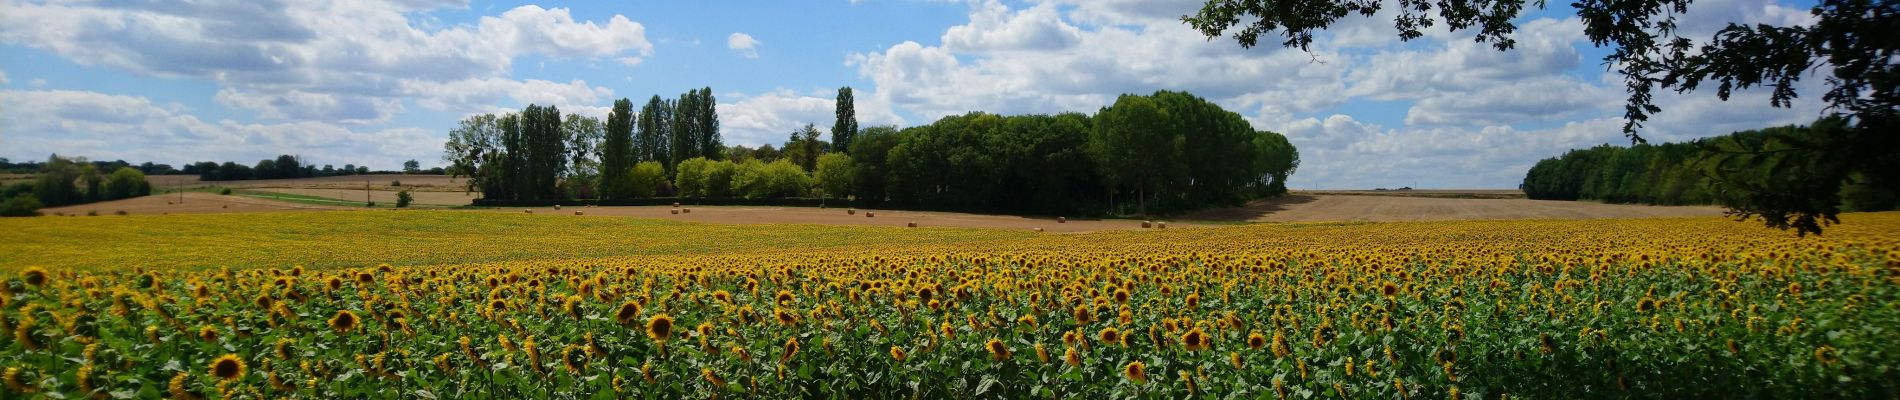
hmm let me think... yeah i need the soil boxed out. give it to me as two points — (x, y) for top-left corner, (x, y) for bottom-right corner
(34, 192), (339, 216)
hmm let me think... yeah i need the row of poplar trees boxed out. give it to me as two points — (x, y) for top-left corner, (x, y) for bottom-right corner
(443, 88), (721, 201)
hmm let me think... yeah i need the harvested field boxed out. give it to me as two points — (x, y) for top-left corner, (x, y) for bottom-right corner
(33, 192), (338, 216)
(249, 187), (477, 206)
(1183, 194), (1726, 222)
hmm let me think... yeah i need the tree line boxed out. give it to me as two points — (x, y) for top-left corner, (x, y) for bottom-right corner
(2, 155), (153, 216)
(448, 87), (1299, 216)
(188, 156), (439, 182)
(1523, 117), (1896, 212)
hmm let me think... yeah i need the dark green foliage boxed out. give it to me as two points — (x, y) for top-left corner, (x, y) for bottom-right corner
(866, 91), (1297, 216)
(1185, 0), (1898, 235)
(784, 124), (825, 172)
(0, 194), (42, 217)
(697, 87), (723, 161)
(103, 167), (152, 200)
(34, 155), (83, 207)
(602, 98), (636, 199)
(637, 95), (671, 168)
(396, 190), (413, 208)
(834, 86), (858, 154)
(1, 182), (32, 199)
(1523, 118), (1897, 228)
(671, 90), (701, 172)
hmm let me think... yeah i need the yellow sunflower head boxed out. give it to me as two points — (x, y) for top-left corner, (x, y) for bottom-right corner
(646, 314), (675, 342)
(1124, 360), (1147, 383)
(210, 354), (245, 381)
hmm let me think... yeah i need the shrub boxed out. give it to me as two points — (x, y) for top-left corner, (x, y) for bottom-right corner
(626, 161), (667, 198)
(674, 157), (712, 197)
(219, 187), (233, 195)
(391, 180), (402, 187)
(0, 194), (43, 217)
(104, 167), (152, 200)
(396, 190), (414, 208)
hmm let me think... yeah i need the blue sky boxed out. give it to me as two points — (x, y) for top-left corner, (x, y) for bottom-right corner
(0, 0), (1829, 188)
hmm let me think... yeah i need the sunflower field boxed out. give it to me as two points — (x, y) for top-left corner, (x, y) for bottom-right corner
(2, 211), (1898, 398)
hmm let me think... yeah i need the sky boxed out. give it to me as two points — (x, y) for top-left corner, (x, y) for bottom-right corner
(0, 0), (1830, 189)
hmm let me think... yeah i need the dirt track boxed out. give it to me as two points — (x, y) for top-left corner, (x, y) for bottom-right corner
(1183, 194), (1726, 222)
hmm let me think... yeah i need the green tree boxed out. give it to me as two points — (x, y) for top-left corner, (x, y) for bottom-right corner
(697, 87), (723, 160)
(1184, 0), (1897, 235)
(602, 98), (636, 199)
(103, 167), (151, 200)
(80, 164), (104, 202)
(34, 155), (83, 207)
(444, 114), (501, 194)
(703, 159), (736, 197)
(637, 96), (672, 168)
(784, 124), (825, 172)
(563, 114), (605, 199)
(403, 160), (421, 174)
(833, 86), (858, 154)
(674, 157), (712, 197)
(396, 190), (414, 208)
(0, 195), (41, 217)
(626, 161), (668, 198)
(814, 153), (855, 200)
(1090, 95), (1181, 215)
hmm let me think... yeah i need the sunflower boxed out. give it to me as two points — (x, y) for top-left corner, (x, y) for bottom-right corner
(210, 354), (245, 381)
(1124, 360), (1147, 383)
(775, 290), (796, 306)
(3, 367), (33, 393)
(781, 337), (801, 363)
(614, 301), (642, 325)
(1112, 288), (1130, 304)
(1034, 343), (1050, 363)
(1099, 327), (1121, 346)
(275, 338), (296, 359)
(1270, 330), (1289, 358)
(562, 344), (588, 373)
(890, 346), (907, 362)
(328, 310), (359, 333)
(646, 314), (674, 343)
(773, 308), (798, 325)
(985, 339), (1011, 361)
(1064, 346), (1082, 366)
(1247, 331), (1267, 349)
(1181, 328), (1211, 351)
(562, 295), (584, 319)
(1381, 282), (1400, 297)
(198, 325), (219, 342)
(19, 267), (47, 286)
(702, 368), (725, 387)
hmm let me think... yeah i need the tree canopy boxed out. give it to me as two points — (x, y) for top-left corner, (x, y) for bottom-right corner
(1185, 0), (1897, 234)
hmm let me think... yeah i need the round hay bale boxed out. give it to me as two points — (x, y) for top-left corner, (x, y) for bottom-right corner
(554, 204), (562, 210)
(524, 209), (532, 214)
(670, 209), (680, 215)
(672, 202), (681, 207)
(1057, 216), (1066, 223)
(866, 212), (876, 218)
(221, 205), (228, 209)
(682, 208), (691, 214)
(1033, 227), (1044, 232)
(907, 222), (917, 228)
(1157, 222), (1168, 229)
(574, 211), (583, 216)
(1140, 220), (1152, 228)
(848, 209), (856, 215)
